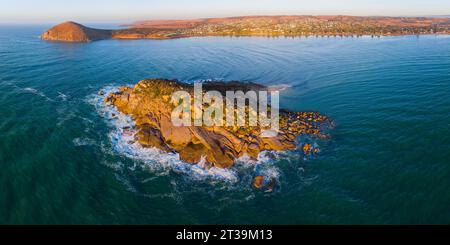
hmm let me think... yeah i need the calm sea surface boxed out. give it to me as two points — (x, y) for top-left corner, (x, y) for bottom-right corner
(1, 25), (449, 224)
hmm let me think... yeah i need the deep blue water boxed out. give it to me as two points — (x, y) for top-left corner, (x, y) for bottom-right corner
(1, 25), (450, 224)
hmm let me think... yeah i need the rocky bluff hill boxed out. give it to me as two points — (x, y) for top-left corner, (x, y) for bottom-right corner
(40, 21), (112, 42)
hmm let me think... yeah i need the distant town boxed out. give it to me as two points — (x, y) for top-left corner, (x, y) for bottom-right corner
(128, 16), (450, 38)
(42, 15), (450, 42)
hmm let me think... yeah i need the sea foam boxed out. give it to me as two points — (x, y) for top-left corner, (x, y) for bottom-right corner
(87, 86), (244, 183)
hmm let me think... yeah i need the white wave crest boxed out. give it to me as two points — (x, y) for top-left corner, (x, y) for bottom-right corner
(73, 137), (96, 146)
(57, 92), (69, 101)
(23, 87), (54, 101)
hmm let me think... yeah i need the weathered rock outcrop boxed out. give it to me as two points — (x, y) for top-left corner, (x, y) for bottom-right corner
(104, 79), (332, 169)
(41, 21), (112, 42)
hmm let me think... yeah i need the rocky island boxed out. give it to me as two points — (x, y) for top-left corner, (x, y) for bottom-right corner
(40, 21), (112, 42)
(104, 79), (332, 190)
(42, 16), (450, 42)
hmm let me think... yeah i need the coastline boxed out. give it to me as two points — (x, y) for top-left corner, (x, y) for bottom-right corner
(41, 32), (450, 43)
(40, 16), (450, 42)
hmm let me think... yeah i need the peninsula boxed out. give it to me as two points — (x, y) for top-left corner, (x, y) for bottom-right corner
(41, 15), (450, 42)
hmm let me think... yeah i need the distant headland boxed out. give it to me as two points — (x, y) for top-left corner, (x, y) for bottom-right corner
(41, 15), (450, 42)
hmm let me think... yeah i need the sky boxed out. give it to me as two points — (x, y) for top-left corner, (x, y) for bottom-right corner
(1, 0), (450, 24)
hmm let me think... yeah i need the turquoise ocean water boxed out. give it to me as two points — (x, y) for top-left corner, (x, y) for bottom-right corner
(0, 25), (449, 224)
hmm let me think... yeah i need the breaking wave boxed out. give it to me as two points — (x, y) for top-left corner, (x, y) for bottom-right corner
(86, 86), (244, 183)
